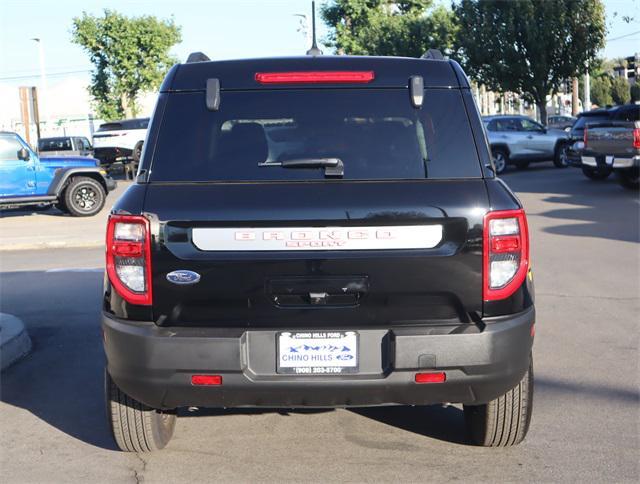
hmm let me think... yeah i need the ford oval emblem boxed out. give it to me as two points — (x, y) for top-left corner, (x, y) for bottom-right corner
(166, 270), (201, 285)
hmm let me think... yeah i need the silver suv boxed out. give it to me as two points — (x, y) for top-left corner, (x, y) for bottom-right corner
(483, 115), (569, 174)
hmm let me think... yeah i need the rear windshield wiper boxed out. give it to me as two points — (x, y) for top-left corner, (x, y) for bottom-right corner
(259, 158), (344, 178)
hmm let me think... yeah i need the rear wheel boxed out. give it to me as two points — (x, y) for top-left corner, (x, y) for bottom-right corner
(132, 141), (144, 163)
(616, 168), (639, 190)
(581, 165), (612, 180)
(63, 176), (106, 217)
(105, 369), (176, 452)
(463, 358), (533, 447)
(491, 148), (508, 174)
(553, 142), (569, 168)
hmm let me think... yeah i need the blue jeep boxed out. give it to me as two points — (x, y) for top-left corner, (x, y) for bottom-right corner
(0, 131), (116, 216)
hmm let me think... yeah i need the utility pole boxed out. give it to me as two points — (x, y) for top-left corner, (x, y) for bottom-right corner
(31, 38), (47, 131)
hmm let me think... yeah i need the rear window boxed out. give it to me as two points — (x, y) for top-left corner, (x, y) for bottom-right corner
(38, 138), (72, 151)
(98, 123), (123, 132)
(149, 89), (482, 182)
(611, 106), (639, 122)
(98, 118), (149, 131)
(573, 114), (609, 130)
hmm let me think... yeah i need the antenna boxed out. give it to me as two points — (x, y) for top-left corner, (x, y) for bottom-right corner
(306, 1), (323, 56)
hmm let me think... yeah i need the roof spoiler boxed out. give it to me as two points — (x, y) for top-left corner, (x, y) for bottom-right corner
(186, 52), (211, 63)
(421, 49), (444, 60)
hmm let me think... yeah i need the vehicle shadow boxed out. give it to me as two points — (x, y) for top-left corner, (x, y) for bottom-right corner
(350, 404), (469, 445)
(501, 168), (639, 244)
(0, 206), (68, 218)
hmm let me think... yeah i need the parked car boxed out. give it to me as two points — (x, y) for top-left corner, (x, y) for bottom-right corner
(483, 115), (569, 173)
(38, 136), (93, 157)
(0, 131), (116, 216)
(565, 108), (611, 179)
(103, 52), (535, 452)
(547, 115), (576, 131)
(581, 104), (639, 189)
(92, 118), (149, 165)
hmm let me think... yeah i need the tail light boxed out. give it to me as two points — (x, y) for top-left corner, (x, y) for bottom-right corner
(583, 126), (588, 148)
(106, 215), (152, 305)
(633, 128), (640, 149)
(483, 209), (529, 301)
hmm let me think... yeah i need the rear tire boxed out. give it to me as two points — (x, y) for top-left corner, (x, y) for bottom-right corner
(491, 148), (508, 174)
(63, 176), (106, 217)
(553, 142), (569, 168)
(463, 358), (533, 447)
(581, 165), (612, 180)
(616, 168), (639, 190)
(105, 369), (176, 452)
(132, 141), (144, 163)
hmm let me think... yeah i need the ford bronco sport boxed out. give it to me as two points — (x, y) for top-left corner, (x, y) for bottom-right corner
(103, 51), (535, 452)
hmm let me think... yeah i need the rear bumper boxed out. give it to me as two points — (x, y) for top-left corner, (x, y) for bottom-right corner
(105, 176), (117, 192)
(103, 307), (535, 410)
(94, 147), (132, 164)
(582, 154), (640, 169)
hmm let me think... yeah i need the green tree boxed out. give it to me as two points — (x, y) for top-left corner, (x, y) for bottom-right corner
(611, 76), (631, 105)
(590, 75), (613, 107)
(321, 0), (458, 58)
(631, 83), (640, 103)
(454, 0), (606, 124)
(72, 10), (181, 120)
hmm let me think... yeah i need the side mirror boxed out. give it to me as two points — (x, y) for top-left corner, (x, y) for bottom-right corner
(17, 148), (30, 161)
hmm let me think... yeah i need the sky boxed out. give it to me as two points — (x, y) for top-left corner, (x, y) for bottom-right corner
(0, 0), (638, 123)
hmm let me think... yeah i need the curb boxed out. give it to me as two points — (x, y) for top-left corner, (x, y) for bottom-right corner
(0, 240), (104, 252)
(0, 313), (32, 371)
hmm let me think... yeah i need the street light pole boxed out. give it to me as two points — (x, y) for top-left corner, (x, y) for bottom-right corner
(31, 38), (48, 123)
(584, 68), (591, 111)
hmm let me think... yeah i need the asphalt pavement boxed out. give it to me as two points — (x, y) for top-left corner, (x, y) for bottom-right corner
(0, 163), (638, 483)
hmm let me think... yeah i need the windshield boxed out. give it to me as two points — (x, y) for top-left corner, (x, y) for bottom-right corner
(150, 89), (482, 182)
(39, 138), (72, 151)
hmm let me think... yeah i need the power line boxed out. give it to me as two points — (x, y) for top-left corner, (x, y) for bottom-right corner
(0, 70), (90, 81)
(607, 29), (640, 41)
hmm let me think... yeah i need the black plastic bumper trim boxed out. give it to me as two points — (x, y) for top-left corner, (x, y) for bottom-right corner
(103, 307), (534, 409)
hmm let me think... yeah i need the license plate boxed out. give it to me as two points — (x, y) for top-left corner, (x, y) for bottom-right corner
(277, 331), (358, 374)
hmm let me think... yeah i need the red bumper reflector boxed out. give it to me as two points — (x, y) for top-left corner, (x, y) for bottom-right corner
(191, 375), (222, 386)
(415, 372), (446, 384)
(490, 235), (520, 253)
(531, 323), (535, 338)
(111, 241), (143, 257)
(255, 71), (375, 84)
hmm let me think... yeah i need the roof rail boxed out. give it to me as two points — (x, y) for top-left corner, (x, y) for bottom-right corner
(186, 52), (211, 63)
(421, 49), (444, 61)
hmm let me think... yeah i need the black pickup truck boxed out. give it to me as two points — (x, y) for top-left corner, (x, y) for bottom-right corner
(102, 52), (535, 451)
(581, 104), (640, 189)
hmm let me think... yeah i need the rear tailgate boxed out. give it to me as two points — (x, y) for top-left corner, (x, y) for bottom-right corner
(146, 180), (487, 328)
(586, 121), (637, 157)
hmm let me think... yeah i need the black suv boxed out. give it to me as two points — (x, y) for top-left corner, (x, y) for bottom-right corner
(103, 52), (535, 452)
